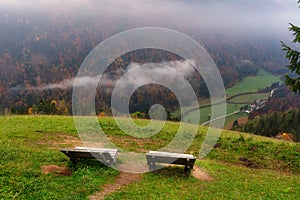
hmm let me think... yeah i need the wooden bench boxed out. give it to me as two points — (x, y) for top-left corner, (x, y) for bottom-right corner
(146, 151), (196, 173)
(60, 147), (118, 167)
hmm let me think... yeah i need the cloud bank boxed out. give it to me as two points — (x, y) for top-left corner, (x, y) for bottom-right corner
(1, 0), (300, 37)
(10, 60), (195, 91)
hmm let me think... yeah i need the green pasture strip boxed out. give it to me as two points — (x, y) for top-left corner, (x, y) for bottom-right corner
(229, 93), (270, 104)
(226, 70), (282, 97)
(184, 103), (245, 125)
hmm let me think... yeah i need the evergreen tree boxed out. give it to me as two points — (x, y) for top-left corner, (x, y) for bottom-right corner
(239, 107), (300, 142)
(281, 0), (300, 93)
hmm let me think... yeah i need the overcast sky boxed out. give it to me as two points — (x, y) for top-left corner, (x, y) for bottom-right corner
(1, 0), (300, 38)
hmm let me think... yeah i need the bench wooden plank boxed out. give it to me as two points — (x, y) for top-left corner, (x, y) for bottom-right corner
(60, 147), (118, 167)
(75, 147), (118, 153)
(146, 151), (196, 173)
(148, 151), (195, 159)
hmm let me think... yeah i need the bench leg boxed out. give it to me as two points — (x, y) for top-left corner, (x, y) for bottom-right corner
(184, 165), (192, 175)
(70, 156), (79, 163)
(149, 162), (156, 171)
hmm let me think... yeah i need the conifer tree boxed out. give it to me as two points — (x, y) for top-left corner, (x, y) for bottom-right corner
(281, 0), (300, 93)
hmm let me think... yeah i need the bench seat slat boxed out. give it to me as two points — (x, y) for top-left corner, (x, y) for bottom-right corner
(75, 147), (118, 153)
(60, 147), (119, 167)
(147, 151), (196, 159)
(146, 151), (196, 173)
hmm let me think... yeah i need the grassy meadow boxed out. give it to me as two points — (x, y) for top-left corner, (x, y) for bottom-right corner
(0, 115), (299, 199)
(226, 70), (282, 97)
(184, 70), (283, 128)
(184, 103), (245, 127)
(228, 93), (270, 104)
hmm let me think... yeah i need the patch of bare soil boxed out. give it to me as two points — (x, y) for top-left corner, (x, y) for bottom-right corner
(227, 116), (249, 129)
(41, 164), (72, 176)
(37, 134), (106, 149)
(37, 134), (83, 149)
(89, 172), (142, 200)
(239, 157), (259, 169)
(192, 166), (213, 181)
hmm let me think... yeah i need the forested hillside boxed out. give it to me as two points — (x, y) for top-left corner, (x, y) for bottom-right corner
(0, 0), (294, 114)
(240, 107), (300, 142)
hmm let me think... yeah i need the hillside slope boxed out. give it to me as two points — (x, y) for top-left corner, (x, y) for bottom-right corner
(0, 0), (294, 113)
(0, 115), (299, 199)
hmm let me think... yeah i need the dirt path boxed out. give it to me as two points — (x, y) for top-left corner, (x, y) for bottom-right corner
(192, 166), (213, 181)
(89, 166), (212, 199)
(89, 172), (142, 200)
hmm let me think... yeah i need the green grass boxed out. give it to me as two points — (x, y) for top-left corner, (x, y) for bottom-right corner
(229, 93), (270, 104)
(224, 112), (246, 127)
(105, 160), (300, 200)
(184, 103), (245, 126)
(0, 115), (119, 199)
(184, 70), (281, 128)
(226, 70), (282, 97)
(204, 133), (300, 173)
(0, 115), (299, 199)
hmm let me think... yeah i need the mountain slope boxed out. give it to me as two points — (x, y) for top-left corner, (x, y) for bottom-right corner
(0, 0), (297, 113)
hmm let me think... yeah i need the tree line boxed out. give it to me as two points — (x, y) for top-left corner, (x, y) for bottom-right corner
(238, 107), (300, 142)
(9, 100), (69, 115)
